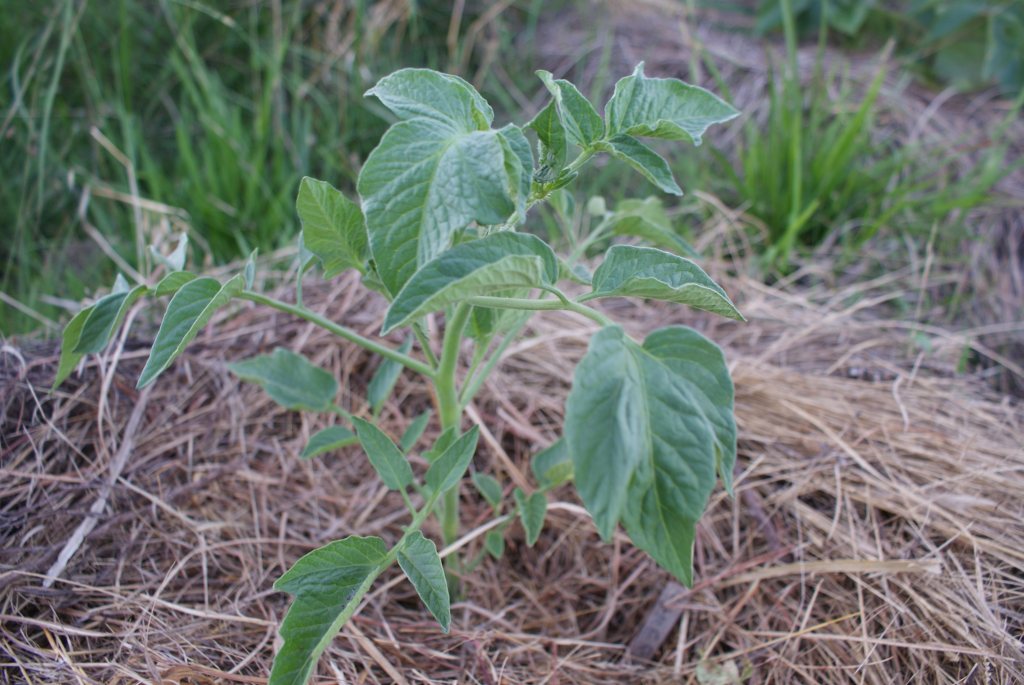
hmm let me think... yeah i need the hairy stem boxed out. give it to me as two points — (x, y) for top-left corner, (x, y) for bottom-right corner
(464, 294), (613, 327)
(435, 303), (472, 546)
(240, 291), (435, 378)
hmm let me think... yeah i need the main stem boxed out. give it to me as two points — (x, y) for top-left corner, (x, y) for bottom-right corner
(435, 303), (472, 547)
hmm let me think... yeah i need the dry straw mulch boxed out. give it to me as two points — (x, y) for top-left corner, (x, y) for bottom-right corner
(1, 263), (1021, 684)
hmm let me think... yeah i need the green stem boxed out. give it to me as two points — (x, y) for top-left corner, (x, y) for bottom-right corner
(459, 312), (531, 408)
(435, 303), (472, 546)
(465, 295), (613, 327)
(412, 322), (439, 369)
(240, 291), (435, 378)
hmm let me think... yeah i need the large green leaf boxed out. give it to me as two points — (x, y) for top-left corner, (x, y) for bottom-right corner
(228, 348), (338, 413)
(536, 70), (604, 148)
(137, 275), (243, 388)
(564, 325), (735, 585)
(360, 72), (522, 295)
(301, 426), (357, 460)
(607, 197), (698, 257)
(582, 246), (743, 321)
(397, 531), (451, 632)
(526, 98), (568, 180)
(271, 536), (387, 685)
(596, 134), (682, 195)
(296, 177), (368, 278)
(351, 417), (414, 491)
(382, 232), (559, 333)
(366, 337), (412, 415)
(53, 307), (93, 389)
(73, 285), (148, 354)
(425, 425), (480, 494)
(605, 62), (739, 145)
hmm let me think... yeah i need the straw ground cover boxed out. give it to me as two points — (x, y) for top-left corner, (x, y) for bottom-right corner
(2, 255), (1021, 683)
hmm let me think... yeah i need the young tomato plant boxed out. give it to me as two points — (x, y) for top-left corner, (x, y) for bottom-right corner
(56, 64), (741, 684)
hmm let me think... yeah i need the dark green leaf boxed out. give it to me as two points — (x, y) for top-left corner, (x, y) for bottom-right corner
(228, 348), (338, 412)
(351, 417), (414, 490)
(536, 70), (604, 148)
(73, 285), (147, 354)
(485, 529), (505, 559)
(425, 426), (480, 494)
(137, 275), (243, 388)
(367, 337), (412, 415)
(271, 536), (387, 685)
(296, 177), (367, 278)
(583, 246), (743, 321)
(301, 426), (357, 460)
(598, 134), (682, 195)
(531, 438), (574, 489)
(397, 531), (451, 632)
(526, 99), (568, 179)
(400, 411), (432, 454)
(514, 489), (547, 547)
(472, 472), (503, 509)
(383, 233), (559, 333)
(52, 307), (92, 389)
(605, 62), (739, 144)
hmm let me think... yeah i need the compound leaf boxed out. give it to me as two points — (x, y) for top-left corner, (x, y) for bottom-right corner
(536, 70), (604, 148)
(598, 134), (682, 195)
(565, 325), (735, 585)
(583, 245), (743, 321)
(137, 275), (243, 388)
(351, 417), (414, 490)
(301, 426), (357, 460)
(228, 348), (338, 413)
(73, 284), (148, 354)
(605, 62), (739, 144)
(296, 177), (367, 278)
(514, 488), (547, 547)
(383, 232), (559, 333)
(397, 531), (451, 632)
(271, 536), (387, 685)
(425, 425), (480, 494)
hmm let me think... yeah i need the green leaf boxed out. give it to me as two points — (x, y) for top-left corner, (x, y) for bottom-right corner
(296, 177), (368, 278)
(536, 70), (604, 148)
(73, 284), (147, 354)
(472, 472), (503, 509)
(527, 99), (568, 180)
(484, 529), (505, 559)
(150, 233), (188, 272)
(397, 531), (451, 632)
(137, 275), (243, 388)
(514, 489), (547, 547)
(531, 438), (574, 489)
(425, 425), (480, 494)
(244, 249), (258, 289)
(565, 325), (735, 585)
(400, 411), (432, 454)
(367, 337), (412, 415)
(383, 232), (559, 333)
(497, 124), (533, 228)
(227, 348), (338, 412)
(271, 536), (387, 685)
(360, 71), (519, 295)
(607, 197), (698, 258)
(52, 307), (93, 389)
(605, 62), (739, 145)
(301, 426), (357, 460)
(597, 134), (682, 195)
(351, 417), (414, 490)
(584, 246), (743, 321)
(154, 271), (197, 297)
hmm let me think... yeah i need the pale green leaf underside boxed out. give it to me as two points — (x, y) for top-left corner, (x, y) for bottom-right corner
(605, 62), (739, 145)
(74, 285), (147, 354)
(383, 232), (559, 333)
(137, 275), (243, 389)
(515, 489), (547, 547)
(584, 245), (743, 321)
(150, 233), (188, 272)
(301, 426), (357, 460)
(352, 417), (414, 490)
(271, 536), (387, 685)
(296, 177), (368, 278)
(397, 531), (451, 632)
(228, 348), (338, 413)
(536, 70), (604, 148)
(608, 197), (698, 257)
(425, 426), (480, 494)
(598, 134), (682, 195)
(564, 325), (735, 585)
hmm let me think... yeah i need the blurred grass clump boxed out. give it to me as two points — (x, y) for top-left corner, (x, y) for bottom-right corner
(1, 0), (511, 334)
